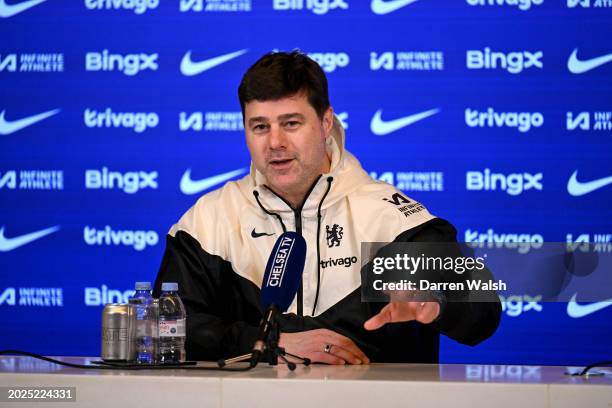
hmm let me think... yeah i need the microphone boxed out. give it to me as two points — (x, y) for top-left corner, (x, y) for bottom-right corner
(250, 232), (306, 367)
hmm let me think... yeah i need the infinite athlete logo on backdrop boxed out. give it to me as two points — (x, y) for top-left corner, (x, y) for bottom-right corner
(566, 111), (612, 131)
(2, 0), (611, 365)
(0, 287), (63, 307)
(0, 170), (63, 190)
(0, 53), (63, 72)
(179, 112), (243, 131)
(370, 51), (444, 71)
(567, 0), (612, 8)
(179, 0), (252, 12)
(370, 171), (444, 192)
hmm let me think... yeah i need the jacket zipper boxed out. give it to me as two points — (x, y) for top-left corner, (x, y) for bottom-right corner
(262, 176), (322, 317)
(294, 209), (303, 317)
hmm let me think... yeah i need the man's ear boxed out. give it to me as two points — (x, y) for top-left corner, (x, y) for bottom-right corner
(322, 106), (334, 137)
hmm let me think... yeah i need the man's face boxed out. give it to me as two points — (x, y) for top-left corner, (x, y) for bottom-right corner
(244, 93), (333, 203)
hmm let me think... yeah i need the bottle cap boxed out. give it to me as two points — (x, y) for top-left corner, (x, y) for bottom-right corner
(161, 282), (178, 291)
(135, 282), (152, 291)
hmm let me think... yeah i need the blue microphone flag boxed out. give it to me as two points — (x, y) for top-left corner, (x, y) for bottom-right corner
(260, 232), (306, 312)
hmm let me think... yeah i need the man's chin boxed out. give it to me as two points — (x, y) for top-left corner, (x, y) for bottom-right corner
(265, 175), (300, 194)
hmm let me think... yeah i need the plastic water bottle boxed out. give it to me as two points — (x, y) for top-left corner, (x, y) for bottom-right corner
(128, 281), (155, 364)
(158, 282), (186, 364)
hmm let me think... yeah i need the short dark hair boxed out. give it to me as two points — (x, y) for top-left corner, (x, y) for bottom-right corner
(238, 50), (330, 120)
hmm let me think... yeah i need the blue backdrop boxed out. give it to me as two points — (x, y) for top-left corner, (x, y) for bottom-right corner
(1, 0), (611, 365)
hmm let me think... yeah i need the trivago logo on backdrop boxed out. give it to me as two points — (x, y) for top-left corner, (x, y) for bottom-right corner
(84, 0), (160, 14)
(465, 108), (544, 133)
(84, 108), (159, 133)
(83, 226), (159, 251)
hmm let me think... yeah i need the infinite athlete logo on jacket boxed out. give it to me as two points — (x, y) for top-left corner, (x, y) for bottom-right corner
(382, 193), (425, 218)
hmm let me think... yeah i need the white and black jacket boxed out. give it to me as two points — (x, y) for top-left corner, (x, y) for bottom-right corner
(154, 118), (501, 362)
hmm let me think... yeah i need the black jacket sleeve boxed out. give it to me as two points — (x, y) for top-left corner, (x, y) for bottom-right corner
(395, 218), (502, 346)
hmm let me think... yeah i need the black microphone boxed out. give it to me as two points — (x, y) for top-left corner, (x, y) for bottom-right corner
(250, 232), (306, 367)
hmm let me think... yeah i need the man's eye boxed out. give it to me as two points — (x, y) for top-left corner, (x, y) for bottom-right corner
(285, 121), (301, 129)
(253, 124), (268, 132)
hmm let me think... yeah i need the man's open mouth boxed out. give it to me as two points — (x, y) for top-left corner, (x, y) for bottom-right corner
(269, 159), (293, 166)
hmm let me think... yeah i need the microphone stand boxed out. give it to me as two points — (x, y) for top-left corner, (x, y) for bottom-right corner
(217, 312), (310, 371)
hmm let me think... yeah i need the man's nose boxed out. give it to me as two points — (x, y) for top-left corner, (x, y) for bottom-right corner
(268, 125), (288, 149)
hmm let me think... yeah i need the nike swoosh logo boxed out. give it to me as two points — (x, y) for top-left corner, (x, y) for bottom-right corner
(0, 0), (47, 18)
(567, 293), (612, 318)
(180, 168), (247, 195)
(0, 108), (60, 135)
(180, 49), (248, 77)
(0, 225), (60, 252)
(370, 108), (439, 136)
(371, 0), (419, 15)
(567, 48), (612, 74)
(567, 170), (612, 196)
(251, 228), (274, 238)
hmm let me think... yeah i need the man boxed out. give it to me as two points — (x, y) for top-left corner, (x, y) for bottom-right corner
(154, 51), (501, 364)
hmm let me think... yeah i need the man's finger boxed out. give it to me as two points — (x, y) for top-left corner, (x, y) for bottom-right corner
(324, 345), (364, 365)
(324, 331), (369, 363)
(415, 301), (440, 324)
(311, 351), (346, 365)
(363, 304), (393, 331)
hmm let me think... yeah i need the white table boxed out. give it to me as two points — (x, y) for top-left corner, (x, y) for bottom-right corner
(0, 356), (611, 407)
